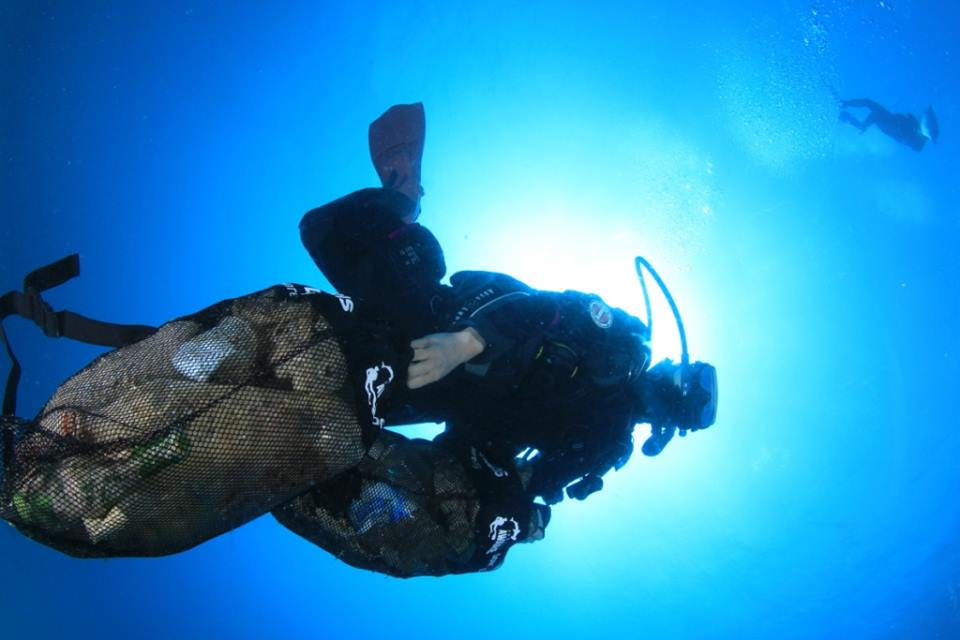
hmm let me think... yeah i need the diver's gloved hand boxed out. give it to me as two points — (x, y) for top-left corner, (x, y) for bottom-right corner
(407, 328), (485, 389)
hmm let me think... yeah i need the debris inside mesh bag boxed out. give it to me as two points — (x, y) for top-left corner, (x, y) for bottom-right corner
(2, 286), (373, 558)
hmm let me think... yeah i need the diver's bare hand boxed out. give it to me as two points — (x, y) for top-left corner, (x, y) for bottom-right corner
(407, 328), (485, 389)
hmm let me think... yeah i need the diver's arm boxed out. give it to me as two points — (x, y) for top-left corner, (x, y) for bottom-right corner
(442, 271), (556, 369)
(403, 274), (553, 389)
(454, 283), (648, 382)
(406, 271), (648, 392)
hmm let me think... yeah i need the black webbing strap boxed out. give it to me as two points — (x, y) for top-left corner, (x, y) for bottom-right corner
(0, 254), (158, 417)
(0, 322), (19, 418)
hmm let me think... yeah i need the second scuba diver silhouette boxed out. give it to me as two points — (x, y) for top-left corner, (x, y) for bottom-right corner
(838, 98), (939, 152)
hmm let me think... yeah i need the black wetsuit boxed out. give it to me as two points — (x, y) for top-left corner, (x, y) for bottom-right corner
(839, 98), (928, 152)
(299, 187), (651, 499)
(282, 188), (652, 575)
(0, 190), (649, 576)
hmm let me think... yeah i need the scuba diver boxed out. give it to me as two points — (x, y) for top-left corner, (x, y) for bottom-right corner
(280, 103), (718, 575)
(0, 103), (718, 578)
(838, 98), (939, 152)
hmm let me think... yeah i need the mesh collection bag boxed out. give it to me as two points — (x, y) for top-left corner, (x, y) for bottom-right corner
(273, 430), (549, 577)
(0, 257), (544, 574)
(0, 283), (374, 557)
(274, 429), (480, 577)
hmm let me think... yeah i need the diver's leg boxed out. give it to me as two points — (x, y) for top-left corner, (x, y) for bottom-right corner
(299, 188), (418, 295)
(839, 110), (869, 132)
(839, 98), (883, 110)
(299, 188), (448, 337)
(299, 101), (427, 284)
(839, 98), (891, 133)
(840, 99), (891, 128)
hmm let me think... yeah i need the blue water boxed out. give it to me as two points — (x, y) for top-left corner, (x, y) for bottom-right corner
(2, 1), (959, 638)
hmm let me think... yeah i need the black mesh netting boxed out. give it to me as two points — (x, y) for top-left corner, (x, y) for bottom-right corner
(273, 430), (483, 578)
(0, 285), (366, 557)
(0, 284), (532, 574)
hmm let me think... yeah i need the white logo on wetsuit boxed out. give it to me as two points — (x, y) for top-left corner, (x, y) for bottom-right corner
(364, 362), (394, 428)
(336, 294), (354, 312)
(588, 299), (613, 329)
(485, 516), (521, 569)
(282, 283), (323, 297)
